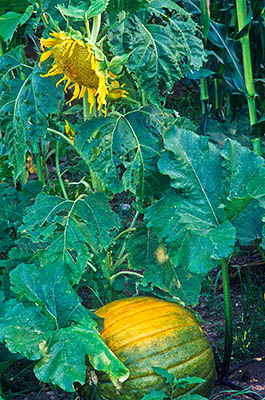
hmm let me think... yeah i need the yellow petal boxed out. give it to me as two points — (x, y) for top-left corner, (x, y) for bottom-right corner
(62, 40), (73, 56)
(65, 120), (70, 134)
(67, 83), (80, 104)
(40, 64), (61, 77)
(87, 88), (95, 113)
(68, 40), (77, 58)
(79, 85), (86, 99)
(40, 37), (58, 50)
(56, 76), (66, 87)
(64, 77), (72, 93)
(38, 50), (53, 67)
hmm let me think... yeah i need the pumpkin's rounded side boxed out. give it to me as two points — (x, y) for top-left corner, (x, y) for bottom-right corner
(92, 297), (216, 400)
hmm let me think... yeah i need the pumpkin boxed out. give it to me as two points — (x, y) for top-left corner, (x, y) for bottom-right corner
(90, 296), (216, 399)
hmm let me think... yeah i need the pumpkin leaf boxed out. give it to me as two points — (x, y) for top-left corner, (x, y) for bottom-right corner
(145, 127), (265, 274)
(127, 227), (204, 305)
(233, 200), (263, 245)
(0, 263), (129, 392)
(0, 264), (128, 392)
(19, 191), (120, 284)
(74, 106), (168, 203)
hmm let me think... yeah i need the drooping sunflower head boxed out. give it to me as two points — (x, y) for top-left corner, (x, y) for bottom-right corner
(39, 31), (110, 114)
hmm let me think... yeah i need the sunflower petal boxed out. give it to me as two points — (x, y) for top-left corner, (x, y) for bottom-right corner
(87, 88), (95, 113)
(67, 83), (80, 104)
(38, 50), (53, 67)
(40, 64), (61, 77)
(64, 77), (72, 93)
(56, 76), (66, 87)
(68, 40), (77, 58)
(79, 85), (86, 99)
(63, 40), (74, 56)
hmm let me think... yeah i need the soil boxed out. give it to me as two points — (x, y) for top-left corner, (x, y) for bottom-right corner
(196, 247), (265, 400)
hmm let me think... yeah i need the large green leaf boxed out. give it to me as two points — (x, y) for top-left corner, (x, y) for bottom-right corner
(0, 0), (29, 14)
(20, 191), (120, 283)
(57, 0), (110, 20)
(0, 45), (26, 80)
(145, 127), (265, 274)
(14, 65), (63, 144)
(108, 4), (205, 105)
(0, 6), (33, 43)
(127, 227), (204, 305)
(74, 106), (169, 202)
(0, 61), (63, 180)
(0, 263), (129, 392)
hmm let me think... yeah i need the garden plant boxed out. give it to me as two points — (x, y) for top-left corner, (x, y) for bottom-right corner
(0, 0), (264, 399)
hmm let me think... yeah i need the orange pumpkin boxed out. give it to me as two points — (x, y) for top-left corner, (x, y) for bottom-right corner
(89, 296), (216, 399)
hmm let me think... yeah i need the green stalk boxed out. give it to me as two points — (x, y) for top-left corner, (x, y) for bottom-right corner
(33, 142), (45, 185)
(47, 128), (76, 147)
(236, 0), (261, 156)
(200, 77), (209, 115)
(213, 79), (219, 111)
(254, 240), (265, 263)
(55, 141), (68, 200)
(221, 258), (233, 378)
(91, 14), (101, 44)
(113, 211), (139, 271)
(141, 90), (148, 106)
(200, 0), (210, 117)
(83, 95), (90, 121)
(110, 271), (143, 286)
(85, 13), (92, 41)
(83, 86), (103, 191)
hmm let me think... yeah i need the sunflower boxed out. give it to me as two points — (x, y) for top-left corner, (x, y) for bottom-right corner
(39, 31), (109, 114)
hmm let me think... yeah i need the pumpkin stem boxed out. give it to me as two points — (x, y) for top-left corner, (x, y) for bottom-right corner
(221, 258), (233, 378)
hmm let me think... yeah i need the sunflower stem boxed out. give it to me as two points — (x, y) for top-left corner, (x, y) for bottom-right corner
(85, 13), (92, 41)
(83, 96), (104, 191)
(91, 14), (101, 44)
(83, 95), (90, 121)
(55, 141), (68, 200)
